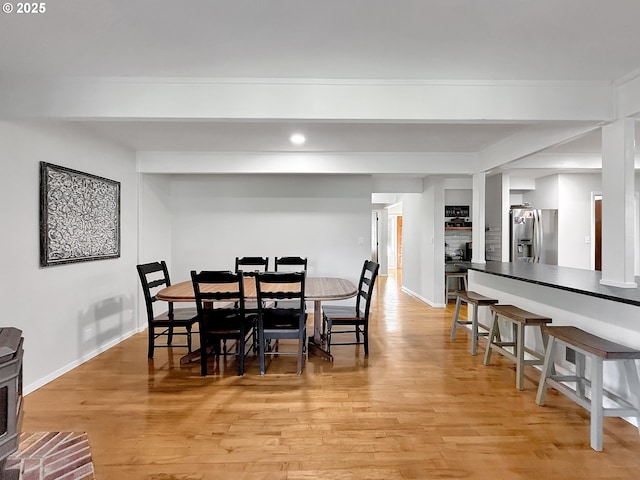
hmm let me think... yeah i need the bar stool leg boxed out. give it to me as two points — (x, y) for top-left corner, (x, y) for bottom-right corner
(590, 357), (604, 451)
(451, 296), (462, 340)
(444, 275), (449, 303)
(576, 351), (586, 399)
(483, 311), (499, 365)
(622, 360), (640, 430)
(535, 335), (557, 405)
(515, 322), (526, 391)
(471, 303), (479, 356)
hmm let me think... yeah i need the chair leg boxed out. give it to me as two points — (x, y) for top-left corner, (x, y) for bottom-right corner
(238, 332), (245, 376)
(200, 335), (208, 376)
(186, 326), (192, 353)
(326, 319), (332, 354)
(451, 296), (462, 340)
(259, 329), (266, 375)
(363, 325), (369, 356)
(148, 328), (155, 359)
(297, 335), (304, 375)
(167, 326), (174, 345)
(322, 313), (326, 340)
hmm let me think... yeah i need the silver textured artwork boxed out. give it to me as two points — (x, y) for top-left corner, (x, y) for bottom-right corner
(40, 162), (120, 267)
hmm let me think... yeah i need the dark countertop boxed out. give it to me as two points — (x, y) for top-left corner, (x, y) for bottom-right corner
(465, 261), (640, 307)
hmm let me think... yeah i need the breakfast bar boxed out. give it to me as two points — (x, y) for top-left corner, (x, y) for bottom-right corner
(464, 261), (640, 439)
(465, 262), (640, 307)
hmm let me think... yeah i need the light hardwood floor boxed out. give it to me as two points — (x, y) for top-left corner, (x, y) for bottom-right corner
(23, 272), (640, 479)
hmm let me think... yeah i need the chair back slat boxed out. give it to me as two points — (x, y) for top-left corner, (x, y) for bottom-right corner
(191, 270), (245, 313)
(274, 256), (308, 272)
(235, 256), (269, 273)
(137, 260), (174, 319)
(355, 260), (380, 319)
(256, 271), (306, 308)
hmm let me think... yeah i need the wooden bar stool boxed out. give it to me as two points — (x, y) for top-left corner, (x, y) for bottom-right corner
(483, 304), (552, 390)
(445, 271), (467, 303)
(536, 326), (640, 451)
(450, 290), (499, 355)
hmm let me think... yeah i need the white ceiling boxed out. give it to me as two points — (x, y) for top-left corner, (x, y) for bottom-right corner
(3, 0), (639, 81)
(2, 0), (640, 180)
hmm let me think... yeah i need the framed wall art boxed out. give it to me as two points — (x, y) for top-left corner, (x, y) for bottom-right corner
(444, 205), (470, 218)
(40, 162), (121, 267)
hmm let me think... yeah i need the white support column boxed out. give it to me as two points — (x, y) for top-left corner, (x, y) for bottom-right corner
(600, 119), (637, 288)
(472, 173), (487, 264)
(501, 174), (511, 262)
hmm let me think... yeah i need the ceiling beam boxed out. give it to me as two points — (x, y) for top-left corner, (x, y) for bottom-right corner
(477, 123), (602, 172)
(136, 151), (478, 175)
(617, 70), (640, 118)
(0, 77), (613, 123)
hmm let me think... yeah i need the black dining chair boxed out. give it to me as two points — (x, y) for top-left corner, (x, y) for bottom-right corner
(235, 256), (269, 275)
(274, 257), (308, 308)
(322, 260), (379, 356)
(191, 270), (256, 376)
(274, 256), (308, 272)
(235, 256), (270, 313)
(136, 261), (198, 359)
(255, 271), (307, 375)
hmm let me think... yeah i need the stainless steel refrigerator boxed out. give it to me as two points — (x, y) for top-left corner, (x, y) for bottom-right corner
(510, 206), (558, 264)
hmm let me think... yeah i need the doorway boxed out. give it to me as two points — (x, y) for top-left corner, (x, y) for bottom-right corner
(396, 216), (403, 270)
(386, 202), (403, 279)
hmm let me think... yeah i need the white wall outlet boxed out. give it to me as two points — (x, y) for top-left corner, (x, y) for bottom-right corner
(82, 327), (93, 342)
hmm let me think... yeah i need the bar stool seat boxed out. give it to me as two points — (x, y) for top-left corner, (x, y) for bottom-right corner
(450, 290), (499, 355)
(445, 271), (468, 302)
(483, 304), (552, 390)
(536, 326), (640, 451)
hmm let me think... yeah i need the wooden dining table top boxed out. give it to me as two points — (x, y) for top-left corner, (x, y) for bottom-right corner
(156, 276), (357, 303)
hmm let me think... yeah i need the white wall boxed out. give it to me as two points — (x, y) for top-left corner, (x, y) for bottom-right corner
(164, 174), (372, 286)
(398, 177), (445, 306)
(0, 121), (139, 393)
(444, 189), (472, 218)
(138, 174), (173, 266)
(523, 174), (560, 209)
(396, 193), (423, 299)
(557, 174), (602, 269)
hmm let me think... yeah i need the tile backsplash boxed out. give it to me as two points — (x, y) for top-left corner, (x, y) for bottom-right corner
(485, 224), (502, 261)
(445, 230), (472, 259)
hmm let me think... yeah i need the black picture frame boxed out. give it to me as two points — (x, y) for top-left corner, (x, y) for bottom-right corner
(39, 162), (121, 267)
(445, 205), (470, 217)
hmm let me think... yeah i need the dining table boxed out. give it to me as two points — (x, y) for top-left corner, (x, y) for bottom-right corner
(156, 275), (357, 362)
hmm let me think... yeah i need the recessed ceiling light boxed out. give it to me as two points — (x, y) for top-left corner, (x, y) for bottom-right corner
(290, 133), (306, 145)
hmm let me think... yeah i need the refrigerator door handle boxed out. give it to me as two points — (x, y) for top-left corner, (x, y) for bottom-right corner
(533, 209), (541, 263)
(538, 209), (545, 263)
